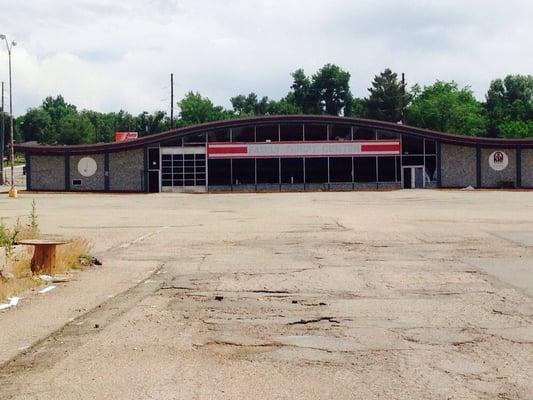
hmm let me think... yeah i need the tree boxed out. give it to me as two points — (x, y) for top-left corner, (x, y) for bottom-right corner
(496, 120), (533, 138)
(365, 69), (410, 122)
(311, 64), (352, 115)
(230, 93), (269, 116)
(344, 94), (366, 118)
(17, 108), (53, 143)
(135, 111), (170, 136)
(57, 114), (95, 145)
(266, 93), (301, 115)
(81, 110), (115, 143)
(178, 92), (233, 125)
(406, 81), (486, 136)
(291, 69), (316, 113)
(290, 64), (353, 115)
(485, 75), (533, 137)
(113, 110), (136, 132)
(41, 95), (77, 131)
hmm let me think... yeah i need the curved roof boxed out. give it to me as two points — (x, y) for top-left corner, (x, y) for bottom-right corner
(14, 115), (533, 155)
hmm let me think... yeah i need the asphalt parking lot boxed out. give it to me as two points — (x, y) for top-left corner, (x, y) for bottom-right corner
(0, 190), (532, 399)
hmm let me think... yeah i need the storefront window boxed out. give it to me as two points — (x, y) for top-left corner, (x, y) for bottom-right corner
(329, 157), (352, 182)
(257, 158), (279, 183)
(354, 157), (377, 182)
(305, 158), (328, 183)
(281, 158), (304, 183)
(232, 159), (255, 185)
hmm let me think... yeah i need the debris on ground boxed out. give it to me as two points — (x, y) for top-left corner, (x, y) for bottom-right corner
(39, 285), (56, 294)
(0, 296), (20, 311)
(79, 255), (102, 267)
(462, 185), (475, 190)
(214, 295), (224, 301)
(39, 274), (71, 283)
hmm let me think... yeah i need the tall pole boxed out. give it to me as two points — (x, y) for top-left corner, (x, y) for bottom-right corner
(1, 34), (16, 194)
(0, 81), (4, 185)
(8, 45), (14, 188)
(170, 73), (174, 129)
(401, 72), (406, 124)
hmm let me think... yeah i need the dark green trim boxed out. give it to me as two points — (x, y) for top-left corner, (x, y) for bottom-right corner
(25, 152), (31, 191)
(476, 146), (481, 188)
(104, 153), (110, 192)
(65, 155), (70, 191)
(516, 147), (522, 188)
(436, 141), (442, 187)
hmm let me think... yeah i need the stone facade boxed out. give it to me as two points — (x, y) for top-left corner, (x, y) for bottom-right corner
(109, 149), (144, 191)
(481, 148), (517, 188)
(24, 142), (533, 192)
(441, 144), (477, 188)
(30, 155), (66, 191)
(69, 154), (105, 191)
(521, 149), (533, 188)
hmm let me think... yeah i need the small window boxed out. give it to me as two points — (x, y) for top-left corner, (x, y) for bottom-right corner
(207, 130), (229, 142)
(354, 127), (376, 140)
(377, 130), (399, 140)
(183, 132), (207, 145)
(330, 125), (352, 141)
(280, 124), (303, 141)
(425, 140), (437, 155)
(304, 125), (328, 141)
(72, 179), (82, 186)
(256, 125), (279, 142)
(402, 135), (424, 155)
(232, 126), (255, 142)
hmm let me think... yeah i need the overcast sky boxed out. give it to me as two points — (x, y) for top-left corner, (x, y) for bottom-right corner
(0, 0), (532, 116)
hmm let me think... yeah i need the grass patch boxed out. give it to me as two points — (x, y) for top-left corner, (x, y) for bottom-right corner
(1, 201), (95, 301)
(0, 250), (41, 301)
(54, 237), (93, 274)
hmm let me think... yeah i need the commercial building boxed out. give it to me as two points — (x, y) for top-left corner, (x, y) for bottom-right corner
(15, 115), (533, 192)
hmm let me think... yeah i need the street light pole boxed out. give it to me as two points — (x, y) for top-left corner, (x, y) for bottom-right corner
(0, 81), (4, 185)
(0, 34), (16, 195)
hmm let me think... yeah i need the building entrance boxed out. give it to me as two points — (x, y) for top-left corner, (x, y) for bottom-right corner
(161, 146), (207, 192)
(403, 166), (425, 189)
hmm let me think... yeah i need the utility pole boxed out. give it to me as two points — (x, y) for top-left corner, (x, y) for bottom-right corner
(1, 81), (4, 185)
(0, 34), (16, 195)
(170, 73), (174, 129)
(400, 72), (406, 124)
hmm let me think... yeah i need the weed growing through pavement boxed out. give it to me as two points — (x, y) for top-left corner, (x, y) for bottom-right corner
(0, 201), (95, 301)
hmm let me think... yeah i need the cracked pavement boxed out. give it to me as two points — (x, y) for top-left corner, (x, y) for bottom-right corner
(0, 190), (532, 399)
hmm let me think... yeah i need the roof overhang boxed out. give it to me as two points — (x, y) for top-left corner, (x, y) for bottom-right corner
(14, 115), (533, 155)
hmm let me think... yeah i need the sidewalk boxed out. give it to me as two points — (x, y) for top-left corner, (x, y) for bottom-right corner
(0, 233), (166, 366)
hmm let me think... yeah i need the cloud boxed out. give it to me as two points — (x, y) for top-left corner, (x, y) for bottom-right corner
(0, 0), (531, 115)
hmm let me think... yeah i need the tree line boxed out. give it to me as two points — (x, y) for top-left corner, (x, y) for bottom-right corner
(3, 64), (532, 146)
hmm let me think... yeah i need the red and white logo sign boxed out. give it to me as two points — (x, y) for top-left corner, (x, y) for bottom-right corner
(115, 132), (139, 142)
(489, 151), (508, 171)
(207, 141), (400, 159)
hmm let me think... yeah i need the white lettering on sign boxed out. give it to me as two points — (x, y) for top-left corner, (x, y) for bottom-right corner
(207, 141), (400, 159)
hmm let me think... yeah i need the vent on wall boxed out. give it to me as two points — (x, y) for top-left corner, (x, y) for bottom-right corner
(72, 179), (82, 186)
